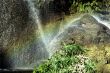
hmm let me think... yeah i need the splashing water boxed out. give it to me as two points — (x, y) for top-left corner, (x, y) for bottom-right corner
(26, 0), (110, 57)
(27, 0), (47, 47)
(26, 0), (81, 55)
(92, 14), (110, 29)
(47, 16), (83, 57)
(26, 0), (110, 62)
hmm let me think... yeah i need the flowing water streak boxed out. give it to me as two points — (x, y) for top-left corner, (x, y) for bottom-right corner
(24, 0), (110, 58)
(27, 0), (47, 46)
(92, 15), (110, 29)
(47, 16), (83, 57)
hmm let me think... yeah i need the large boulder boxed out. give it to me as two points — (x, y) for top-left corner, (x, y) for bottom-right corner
(63, 14), (110, 45)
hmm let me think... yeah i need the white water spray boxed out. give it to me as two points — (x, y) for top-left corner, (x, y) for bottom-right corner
(27, 0), (47, 46)
(26, 0), (110, 57)
(47, 16), (83, 56)
(92, 15), (110, 29)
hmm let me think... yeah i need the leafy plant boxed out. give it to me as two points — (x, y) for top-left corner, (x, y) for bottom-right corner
(70, 0), (101, 13)
(33, 44), (96, 73)
(63, 44), (86, 56)
(85, 60), (96, 73)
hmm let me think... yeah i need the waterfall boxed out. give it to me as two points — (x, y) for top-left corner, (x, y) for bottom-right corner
(27, 0), (47, 47)
(24, 0), (110, 57)
(26, 0), (83, 57)
(21, 0), (110, 66)
(92, 15), (110, 29)
(47, 16), (83, 57)
(25, 1), (110, 57)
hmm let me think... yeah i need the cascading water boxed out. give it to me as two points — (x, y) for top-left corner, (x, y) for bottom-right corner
(27, 0), (47, 47)
(26, 0), (110, 57)
(27, 1), (82, 56)
(92, 14), (110, 29)
(26, 0), (81, 57)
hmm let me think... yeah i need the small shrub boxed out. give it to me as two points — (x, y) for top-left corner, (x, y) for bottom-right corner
(33, 44), (96, 73)
(70, 0), (101, 13)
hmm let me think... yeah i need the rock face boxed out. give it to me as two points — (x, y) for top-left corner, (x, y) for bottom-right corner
(40, 0), (74, 24)
(0, 0), (29, 48)
(0, 0), (48, 69)
(0, 0), (29, 69)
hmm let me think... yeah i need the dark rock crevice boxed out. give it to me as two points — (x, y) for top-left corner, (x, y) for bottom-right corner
(0, 46), (11, 69)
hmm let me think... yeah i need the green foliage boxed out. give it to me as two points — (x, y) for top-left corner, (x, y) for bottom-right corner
(63, 44), (86, 56)
(85, 59), (96, 73)
(33, 67), (37, 73)
(70, 0), (101, 13)
(33, 44), (96, 73)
